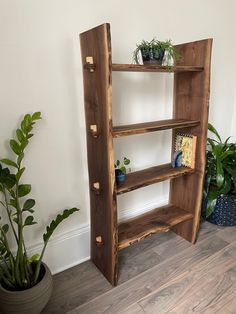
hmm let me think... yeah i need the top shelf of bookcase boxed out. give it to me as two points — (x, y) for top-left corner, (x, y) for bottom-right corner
(112, 64), (204, 73)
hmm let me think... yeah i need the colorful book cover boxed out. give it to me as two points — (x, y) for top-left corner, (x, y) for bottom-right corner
(175, 133), (197, 169)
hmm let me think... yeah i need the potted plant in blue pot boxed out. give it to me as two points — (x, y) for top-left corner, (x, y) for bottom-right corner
(202, 123), (236, 226)
(114, 157), (130, 185)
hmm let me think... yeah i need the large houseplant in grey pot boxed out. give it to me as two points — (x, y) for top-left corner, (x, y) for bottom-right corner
(202, 123), (236, 225)
(0, 112), (79, 313)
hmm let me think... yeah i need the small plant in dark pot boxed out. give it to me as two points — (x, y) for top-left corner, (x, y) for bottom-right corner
(202, 123), (236, 226)
(0, 112), (79, 314)
(114, 157), (130, 185)
(133, 38), (181, 66)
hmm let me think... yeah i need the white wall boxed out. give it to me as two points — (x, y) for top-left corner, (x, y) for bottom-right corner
(0, 0), (236, 274)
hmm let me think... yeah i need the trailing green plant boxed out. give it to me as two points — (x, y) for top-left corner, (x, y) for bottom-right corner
(0, 112), (79, 290)
(203, 123), (236, 218)
(133, 38), (181, 65)
(114, 157), (130, 175)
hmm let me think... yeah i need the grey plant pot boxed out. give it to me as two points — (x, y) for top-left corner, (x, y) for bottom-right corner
(0, 262), (53, 314)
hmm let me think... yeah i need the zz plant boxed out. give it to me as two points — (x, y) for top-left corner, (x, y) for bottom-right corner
(0, 112), (79, 290)
(203, 123), (236, 218)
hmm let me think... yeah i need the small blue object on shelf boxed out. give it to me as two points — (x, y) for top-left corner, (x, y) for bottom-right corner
(172, 150), (183, 168)
(115, 169), (126, 185)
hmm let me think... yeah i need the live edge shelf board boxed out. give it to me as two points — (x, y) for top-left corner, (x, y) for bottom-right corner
(116, 164), (194, 195)
(112, 64), (204, 72)
(112, 118), (200, 138)
(118, 205), (193, 250)
(80, 23), (212, 286)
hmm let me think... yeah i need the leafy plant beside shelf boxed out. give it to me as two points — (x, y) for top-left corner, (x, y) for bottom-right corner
(0, 112), (79, 291)
(133, 38), (181, 66)
(203, 123), (236, 220)
(114, 157), (130, 185)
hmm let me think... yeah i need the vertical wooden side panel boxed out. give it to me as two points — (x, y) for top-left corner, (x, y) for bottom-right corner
(170, 39), (213, 243)
(80, 24), (118, 285)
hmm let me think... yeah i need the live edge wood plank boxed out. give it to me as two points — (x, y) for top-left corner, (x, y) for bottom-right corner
(112, 119), (200, 138)
(118, 205), (193, 250)
(116, 163), (194, 195)
(112, 64), (204, 72)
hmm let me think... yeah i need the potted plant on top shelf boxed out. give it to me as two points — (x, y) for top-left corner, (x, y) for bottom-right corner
(133, 38), (182, 66)
(202, 123), (236, 226)
(0, 112), (79, 314)
(114, 157), (130, 185)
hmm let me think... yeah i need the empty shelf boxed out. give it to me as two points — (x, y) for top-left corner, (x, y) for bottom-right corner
(118, 204), (193, 250)
(112, 119), (200, 138)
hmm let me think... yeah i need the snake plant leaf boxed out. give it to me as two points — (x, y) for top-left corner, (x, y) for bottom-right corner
(43, 208), (79, 243)
(18, 184), (31, 197)
(208, 123), (222, 142)
(0, 159), (18, 169)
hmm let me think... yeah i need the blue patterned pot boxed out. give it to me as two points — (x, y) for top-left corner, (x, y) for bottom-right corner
(141, 48), (165, 65)
(207, 194), (236, 226)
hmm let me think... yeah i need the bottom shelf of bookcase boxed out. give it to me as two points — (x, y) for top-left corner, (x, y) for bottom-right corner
(118, 204), (193, 250)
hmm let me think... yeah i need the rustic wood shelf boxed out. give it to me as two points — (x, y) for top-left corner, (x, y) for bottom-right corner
(112, 119), (200, 138)
(116, 164), (194, 195)
(80, 22), (212, 286)
(112, 64), (204, 72)
(118, 205), (193, 250)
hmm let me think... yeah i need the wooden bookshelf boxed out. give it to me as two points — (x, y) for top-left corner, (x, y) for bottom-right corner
(80, 23), (212, 286)
(118, 205), (193, 250)
(116, 164), (194, 195)
(112, 119), (200, 138)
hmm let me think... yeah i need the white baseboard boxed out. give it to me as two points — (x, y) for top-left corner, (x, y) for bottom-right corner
(28, 224), (90, 275)
(27, 198), (169, 274)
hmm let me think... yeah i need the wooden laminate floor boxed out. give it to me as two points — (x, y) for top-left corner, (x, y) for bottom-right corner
(43, 221), (236, 314)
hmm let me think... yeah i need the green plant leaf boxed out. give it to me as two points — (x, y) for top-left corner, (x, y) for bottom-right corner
(216, 159), (224, 188)
(208, 123), (222, 142)
(32, 112), (41, 120)
(17, 153), (24, 166)
(18, 184), (31, 197)
(43, 208), (79, 243)
(120, 166), (126, 174)
(9, 199), (17, 209)
(123, 158), (130, 166)
(0, 159), (18, 168)
(5, 174), (16, 189)
(10, 139), (21, 155)
(2, 224), (9, 234)
(24, 215), (37, 226)
(28, 254), (39, 263)
(206, 190), (220, 218)
(20, 139), (29, 151)
(23, 199), (35, 211)
(116, 160), (120, 167)
(16, 167), (25, 182)
(16, 129), (25, 142)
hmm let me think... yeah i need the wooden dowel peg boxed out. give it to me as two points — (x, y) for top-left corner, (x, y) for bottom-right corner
(89, 124), (98, 138)
(92, 181), (100, 194)
(96, 236), (103, 246)
(84, 56), (96, 72)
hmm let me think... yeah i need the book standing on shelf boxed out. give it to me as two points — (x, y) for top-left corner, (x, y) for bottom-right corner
(173, 133), (197, 169)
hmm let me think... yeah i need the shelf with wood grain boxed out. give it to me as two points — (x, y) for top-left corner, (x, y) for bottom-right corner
(118, 205), (193, 250)
(112, 64), (204, 73)
(116, 163), (194, 195)
(112, 119), (200, 138)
